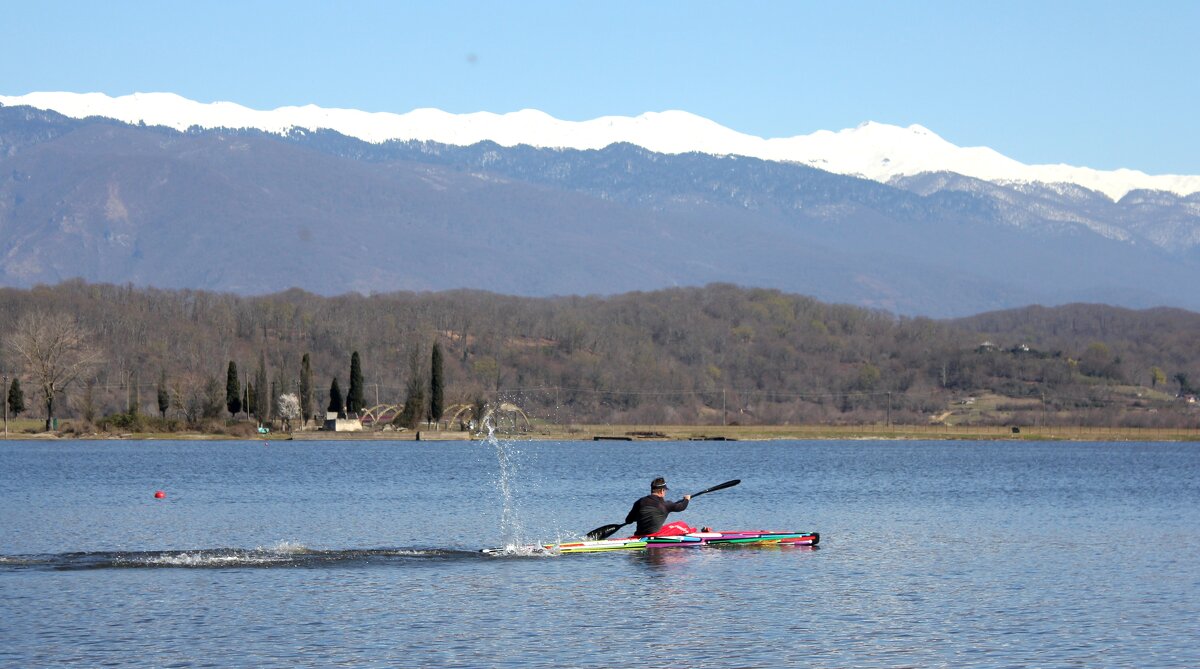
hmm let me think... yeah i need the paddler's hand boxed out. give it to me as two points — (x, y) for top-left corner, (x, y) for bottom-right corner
(684, 495), (691, 501)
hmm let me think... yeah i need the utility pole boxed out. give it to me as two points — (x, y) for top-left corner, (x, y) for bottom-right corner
(722, 389), (727, 427)
(3, 373), (7, 439)
(887, 391), (892, 428)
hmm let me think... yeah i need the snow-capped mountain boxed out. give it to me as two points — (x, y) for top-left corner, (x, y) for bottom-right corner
(2, 91), (1197, 201)
(1, 95), (1198, 316)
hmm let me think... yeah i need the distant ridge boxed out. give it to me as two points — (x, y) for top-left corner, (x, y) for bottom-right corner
(1, 102), (1198, 316)
(3, 91), (1199, 201)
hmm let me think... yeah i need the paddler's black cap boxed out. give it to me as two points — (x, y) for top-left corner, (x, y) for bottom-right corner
(651, 477), (668, 491)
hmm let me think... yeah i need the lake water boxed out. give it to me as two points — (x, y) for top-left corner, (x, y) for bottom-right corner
(1, 438), (1197, 667)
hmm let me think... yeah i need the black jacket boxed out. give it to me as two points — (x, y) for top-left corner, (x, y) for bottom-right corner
(625, 494), (689, 536)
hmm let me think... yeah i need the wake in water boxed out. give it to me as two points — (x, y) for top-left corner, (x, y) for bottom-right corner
(2, 414), (573, 568)
(0, 541), (486, 572)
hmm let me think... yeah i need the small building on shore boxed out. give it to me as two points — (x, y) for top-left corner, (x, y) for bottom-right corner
(323, 411), (363, 432)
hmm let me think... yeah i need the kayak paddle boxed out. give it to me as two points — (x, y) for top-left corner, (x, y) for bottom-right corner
(584, 479), (741, 541)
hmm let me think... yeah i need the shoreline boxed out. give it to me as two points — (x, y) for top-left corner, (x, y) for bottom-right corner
(4, 423), (1198, 442)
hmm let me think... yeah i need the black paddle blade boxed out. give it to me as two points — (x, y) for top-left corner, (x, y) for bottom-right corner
(692, 479), (740, 498)
(585, 522), (627, 541)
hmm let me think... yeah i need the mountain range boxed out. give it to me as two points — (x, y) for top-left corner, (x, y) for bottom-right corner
(1, 93), (1198, 317)
(6, 92), (1200, 201)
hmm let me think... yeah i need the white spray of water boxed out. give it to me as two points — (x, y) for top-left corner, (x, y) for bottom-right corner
(257, 540), (309, 554)
(477, 405), (575, 557)
(482, 415), (527, 550)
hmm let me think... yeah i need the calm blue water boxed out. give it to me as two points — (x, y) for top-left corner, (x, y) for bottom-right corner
(1, 438), (1197, 667)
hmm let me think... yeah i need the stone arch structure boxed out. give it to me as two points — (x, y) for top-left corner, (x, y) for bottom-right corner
(445, 403), (477, 427)
(360, 404), (403, 426)
(443, 401), (532, 433)
(481, 402), (532, 433)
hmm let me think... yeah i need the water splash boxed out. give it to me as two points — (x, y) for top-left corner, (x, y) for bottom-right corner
(482, 414), (527, 546)
(482, 544), (559, 558)
(126, 550), (287, 568)
(256, 540), (309, 554)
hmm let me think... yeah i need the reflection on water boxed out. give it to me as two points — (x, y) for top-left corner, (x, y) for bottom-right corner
(631, 543), (820, 573)
(631, 545), (701, 572)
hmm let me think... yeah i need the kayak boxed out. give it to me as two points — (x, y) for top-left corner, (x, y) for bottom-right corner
(482, 530), (819, 555)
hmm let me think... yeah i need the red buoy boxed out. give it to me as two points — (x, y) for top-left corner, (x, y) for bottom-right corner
(154, 490), (166, 499)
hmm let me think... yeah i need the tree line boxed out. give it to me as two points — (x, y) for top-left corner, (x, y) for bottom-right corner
(1, 280), (1198, 432)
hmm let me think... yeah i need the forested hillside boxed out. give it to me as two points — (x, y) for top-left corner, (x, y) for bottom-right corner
(1, 281), (1197, 431)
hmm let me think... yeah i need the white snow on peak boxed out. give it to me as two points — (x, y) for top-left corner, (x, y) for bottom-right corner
(2, 91), (1198, 201)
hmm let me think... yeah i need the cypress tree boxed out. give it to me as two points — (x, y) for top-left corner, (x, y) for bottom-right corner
(472, 396), (487, 430)
(246, 382), (256, 417)
(348, 351), (364, 415)
(429, 342), (444, 425)
(299, 353), (313, 425)
(398, 377), (425, 429)
(255, 351), (269, 422)
(157, 369), (170, 419)
(328, 378), (345, 418)
(273, 367), (288, 397)
(7, 378), (25, 416)
(397, 349), (424, 429)
(226, 361), (241, 417)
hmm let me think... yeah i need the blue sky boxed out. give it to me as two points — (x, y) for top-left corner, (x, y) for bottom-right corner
(3, 1), (1196, 174)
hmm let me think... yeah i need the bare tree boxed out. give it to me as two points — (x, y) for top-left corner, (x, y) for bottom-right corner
(201, 375), (224, 420)
(5, 311), (104, 431)
(174, 372), (210, 425)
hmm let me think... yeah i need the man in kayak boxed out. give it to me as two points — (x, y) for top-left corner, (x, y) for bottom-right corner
(625, 477), (709, 537)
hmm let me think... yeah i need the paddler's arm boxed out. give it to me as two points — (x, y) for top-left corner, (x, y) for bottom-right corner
(624, 502), (640, 525)
(669, 495), (691, 512)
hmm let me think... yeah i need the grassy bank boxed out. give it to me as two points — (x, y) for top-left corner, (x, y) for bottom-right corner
(9, 422), (1197, 442)
(515, 423), (1200, 442)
